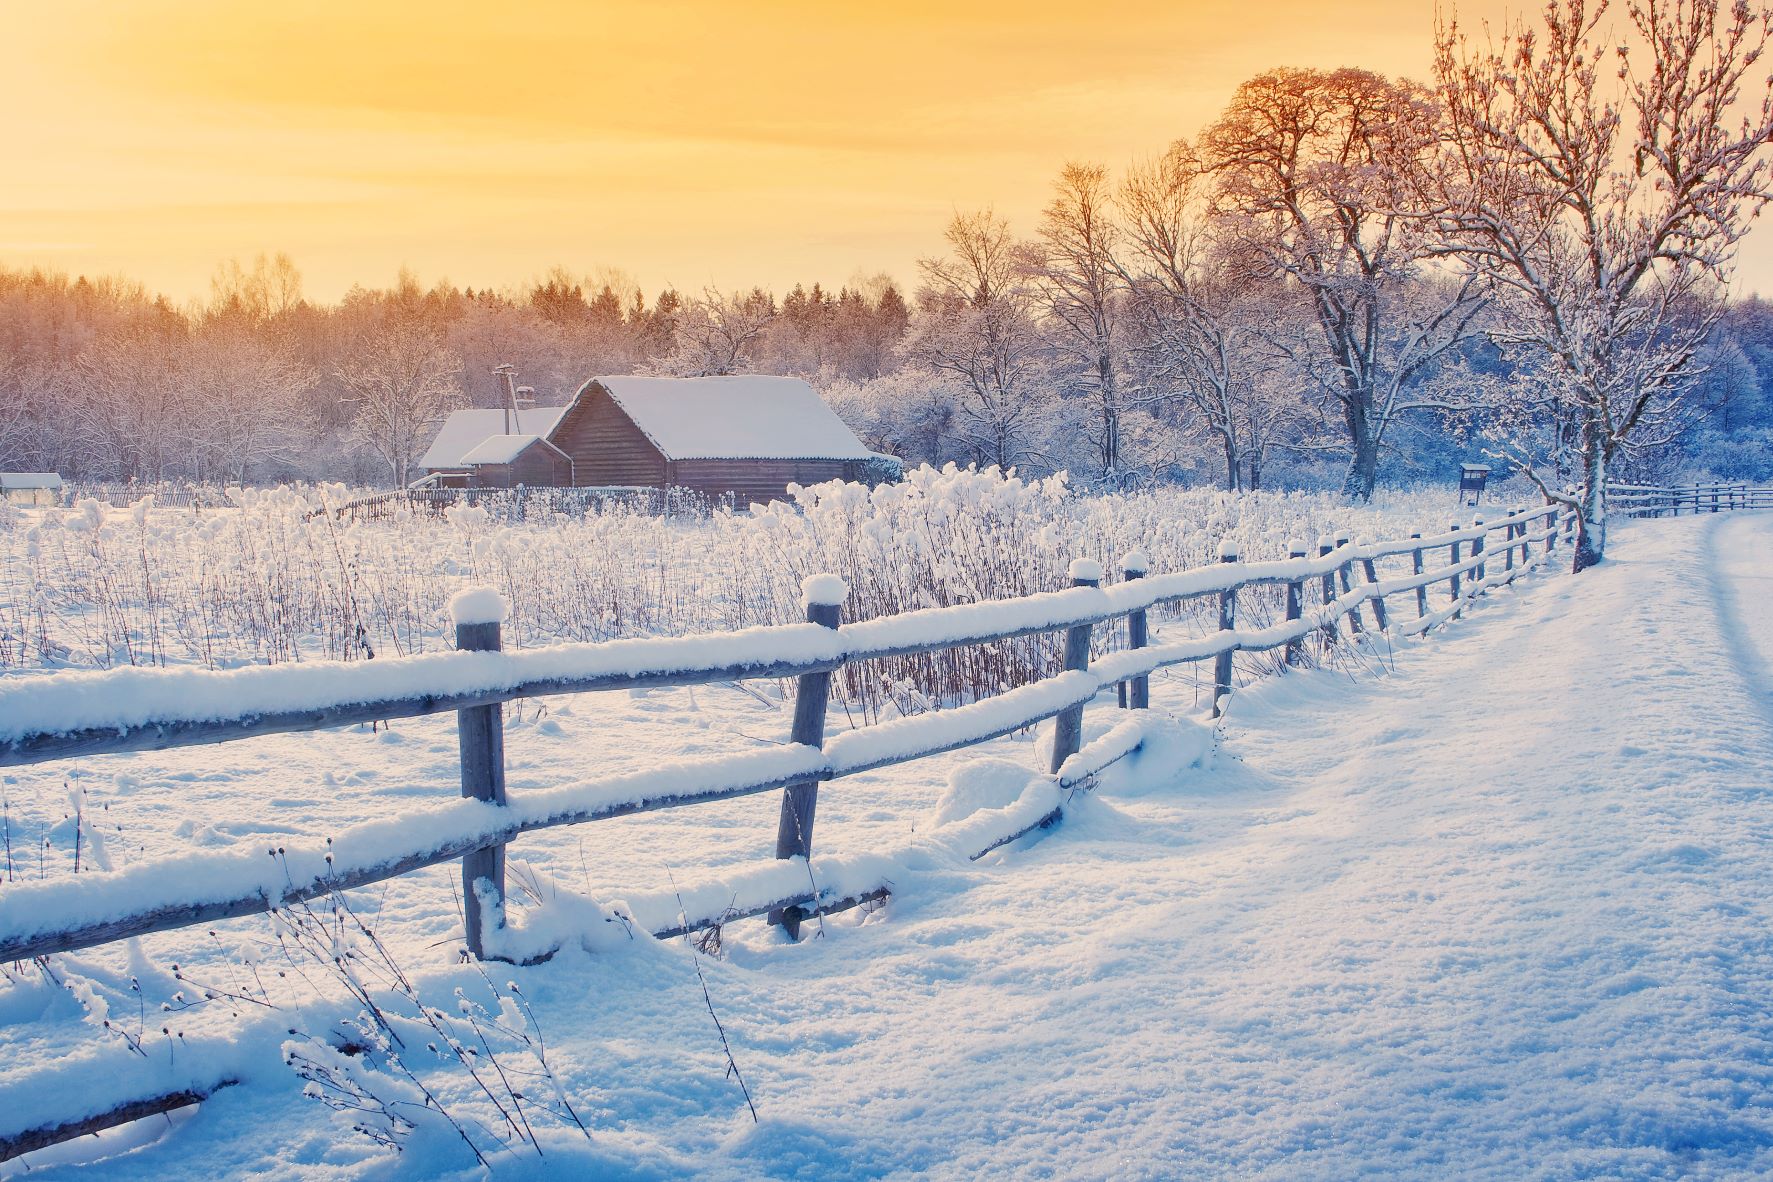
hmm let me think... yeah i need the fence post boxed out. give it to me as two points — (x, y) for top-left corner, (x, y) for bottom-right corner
(1122, 552), (1150, 710)
(771, 577), (845, 939)
(1317, 536), (1339, 650)
(1448, 523), (1464, 620)
(1335, 531), (1363, 635)
(1212, 540), (1238, 718)
(1359, 545), (1387, 631)
(1284, 540), (1307, 668)
(1711, 485), (1720, 513)
(1411, 532), (1427, 619)
(1471, 517), (1487, 589)
(1504, 521), (1517, 574)
(1049, 559), (1101, 773)
(453, 591), (508, 962)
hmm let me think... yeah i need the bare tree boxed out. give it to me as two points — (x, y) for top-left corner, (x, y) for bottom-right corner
(651, 288), (776, 377)
(338, 321), (464, 487)
(1118, 144), (1308, 490)
(1435, 0), (1773, 569)
(1203, 67), (1489, 499)
(909, 210), (1059, 470)
(1030, 162), (1133, 481)
(186, 317), (317, 482)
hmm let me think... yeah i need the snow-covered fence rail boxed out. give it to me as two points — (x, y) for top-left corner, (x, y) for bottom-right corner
(1, 501), (1594, 1162)
(1608, 482), (1773, 517)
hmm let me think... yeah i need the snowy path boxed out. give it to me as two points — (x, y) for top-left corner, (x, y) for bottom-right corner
(16, 514), (1773, 1180)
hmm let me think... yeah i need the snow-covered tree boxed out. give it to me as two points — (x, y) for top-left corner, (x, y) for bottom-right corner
(1202, 67), (1489, 500)
(908, 210), (1060, 470)
(1434, 0), (1773, 570)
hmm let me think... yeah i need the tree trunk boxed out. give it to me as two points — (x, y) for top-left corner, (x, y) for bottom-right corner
(1223, 436), (1240, 492)
(1339, 396), (1379, 501)
(1572, 415), (1606, 573)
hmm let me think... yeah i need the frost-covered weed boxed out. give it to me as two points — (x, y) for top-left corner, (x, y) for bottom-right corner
(0, 470), (1515, 707)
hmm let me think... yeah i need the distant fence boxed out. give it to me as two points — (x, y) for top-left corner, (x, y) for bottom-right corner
(316, 484), (723, 523)
(65, 483), (237, 510)
(0, 500), (1630, 1160)
(1609, 482), (1773, 517)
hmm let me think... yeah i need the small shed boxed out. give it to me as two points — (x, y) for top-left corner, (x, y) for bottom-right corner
(459, 435), (573, 489)
(551, 375), (874, 502)
(418, 406), (571, 486)
(0, 473), (63, 506)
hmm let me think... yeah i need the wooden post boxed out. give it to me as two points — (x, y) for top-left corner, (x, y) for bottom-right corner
(1284, 540), (1307, 668)
(1212, 541), (1238, 718)
(772, 580), (844, 939)
(1122, 552), (1150, 710)
(1360, 548), (1387, 631)
(1471, 517), (1487, 587)
(1504, 521), (1516, 573)
(1544, 508), (1557, 557)
(455, 604), (507, 962)
(1711, 485), (1720, 513)
(1318, 537), (1338, 649)
(1448, 523), (1463, 620)
(1049, 560), (1101, 772)
(1411, 532), (1427, 619)
(1335, 532), (1363, 635)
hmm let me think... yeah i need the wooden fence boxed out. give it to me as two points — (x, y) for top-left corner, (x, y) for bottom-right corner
(1609, 481), (1773, 516)
(317, 484), (718, 523)
(0, 496), (1712, 1161)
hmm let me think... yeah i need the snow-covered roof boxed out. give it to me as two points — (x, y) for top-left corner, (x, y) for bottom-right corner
(0, 472), (62, 489)
(586, 376), (871, 461)
(419, 407), (569, 471)
(459, 434), (562, 465)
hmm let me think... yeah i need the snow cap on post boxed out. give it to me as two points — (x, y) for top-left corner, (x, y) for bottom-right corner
(447, 585), (508, 627)
(1217, 538), (1239, 561)
(1334, 530), (1351, 546)
(800, 573), (849, 609)
(1068, 557), (1104, 584)
(1120, 550), (1150, 576)
(1317, 534), (1334, 552)
(1287, 538), (1308, 557)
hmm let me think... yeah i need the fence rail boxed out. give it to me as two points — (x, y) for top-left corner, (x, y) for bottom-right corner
(0, 497), (1667, 1163)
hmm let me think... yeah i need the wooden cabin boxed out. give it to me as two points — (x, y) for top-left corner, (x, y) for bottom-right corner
(419, 375), (877, 503)
(552, 375), (874, 502)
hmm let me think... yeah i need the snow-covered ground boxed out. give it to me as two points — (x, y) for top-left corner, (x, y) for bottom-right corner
(7, 511), (1773, 1179)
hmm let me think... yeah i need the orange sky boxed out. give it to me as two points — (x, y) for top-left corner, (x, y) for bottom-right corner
(6, 0), (1772, 303)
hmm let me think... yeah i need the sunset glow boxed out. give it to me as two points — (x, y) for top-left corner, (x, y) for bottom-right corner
(0, 0), (1605, 301)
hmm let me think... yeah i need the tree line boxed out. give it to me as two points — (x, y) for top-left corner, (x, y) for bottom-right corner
(2, 0), (1771, 566)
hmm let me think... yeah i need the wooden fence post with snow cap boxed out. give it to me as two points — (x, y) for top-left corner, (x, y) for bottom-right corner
(1471, 517), (1487, 587)
(1448, 524), (1464, 621)
(1212, 540), (1237, 718)
(1122, 551), (1150, 711)
(1504, 521), (1517, 573)
(1335, 531), (1363, 635)
(1049, 559), (1102, 773)
(1284, 540), (1307, 668)
(1359, 542), (1387, 632)
(771, 574), (846, 939)
(1317, 536), (1338, 649)
(1411, 532), (1428, 619)
(451, 586), (509, 962)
